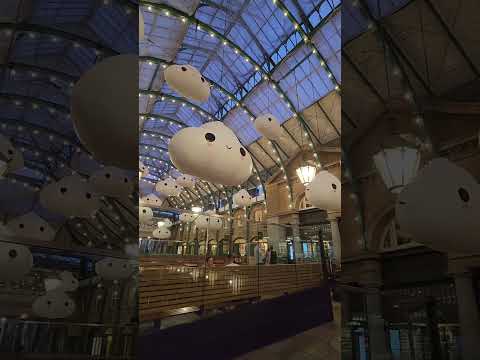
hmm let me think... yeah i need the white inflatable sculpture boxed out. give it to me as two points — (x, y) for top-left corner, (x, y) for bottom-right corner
(44, 271), (79, 292)
(95, 257), (134, 281)
(0, 243), (33, 281)
(233, 189), (253, 207)
(39, 175), (101, 218)
(164, 64), (210, 102)
(32, 290), (76, 319)
(396, 158), (480, 253)
(153, 227), (171, 240)
(139, 206), (153, 223)
(175, 174), (196, 188)
(179, 213), (196, 223)
(71, 55), (137, 169)
(7, 212), (56, 242)
(155, 177), (182, 196)
(195, 215), (223, 231)
(169, 121), (253, 186)
(305, 171), (341, 211)
(254, 114), (283, 141)
(0, 134), (24, 174)
(89, 166), (133, 198)
(140, 194), (162, 207)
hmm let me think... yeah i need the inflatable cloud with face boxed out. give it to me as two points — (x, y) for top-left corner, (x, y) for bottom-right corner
(305, 171), (341, 211)
(139, 206), (153, 223)
(164, 64), (210, 102)
(7, 212), (56, 242)
(254, 114), (283, 141)
(195, 215), (223, 231)
(0, 134), (24, 174)
(155, 177), (182, 196)
(71, 55), (137, 170)
(169, 122), (253, 186)
(0, 243), (33, 281)
(140, 194), (162, 207)
(89, 166), (133, 198)
(39, 175), (101, 218)
(175, 174), (196, 189)
(396, 158), (480, 253)
(153, 227), (171, 240)
(32, 290), (76, 319)
(95, 257), (134, 281)
(179, 213), (196, 223)
(233, 189), (253, 207)
(44, 271), (79, 292)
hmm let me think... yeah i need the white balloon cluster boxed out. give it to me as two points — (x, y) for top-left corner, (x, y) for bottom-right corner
(396, 158), (480, 253)
(139, 206), (153, 223)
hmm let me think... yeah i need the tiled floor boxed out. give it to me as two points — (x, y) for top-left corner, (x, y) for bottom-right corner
(234, 302), (341, 360)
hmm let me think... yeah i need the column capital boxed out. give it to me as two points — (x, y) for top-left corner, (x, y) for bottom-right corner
(327, 210), (341, 221)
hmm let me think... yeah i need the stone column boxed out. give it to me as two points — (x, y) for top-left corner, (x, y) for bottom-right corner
(327, 211), (341, 268)
(366, 292), (392, 360)
(454, 272), (480, 360)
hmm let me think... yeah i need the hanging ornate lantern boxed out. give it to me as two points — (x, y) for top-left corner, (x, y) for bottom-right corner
(373, 144), (420, 193)
(296, 165), (316, 186)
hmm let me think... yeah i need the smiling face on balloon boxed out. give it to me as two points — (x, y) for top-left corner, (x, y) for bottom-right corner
(233, 189), (253, 207)
(164, 64), (210, 102)
(176, 174), (196, 188)
(396, 158), (480, 253)
(169, 122), (253, 186)
(89, 166), (133, 198)
(153, 227), (171, 239)
(140, 194), (162, 207)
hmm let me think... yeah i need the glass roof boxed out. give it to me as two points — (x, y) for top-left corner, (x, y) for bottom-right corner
(139, 0), (342, 189)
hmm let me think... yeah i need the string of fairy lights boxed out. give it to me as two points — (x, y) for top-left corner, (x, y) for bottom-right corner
(140, 1), (340, 210)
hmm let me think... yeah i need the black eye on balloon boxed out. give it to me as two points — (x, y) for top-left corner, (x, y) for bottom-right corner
(40, 227), (44, 232)
(201, 77), (205, 82)
(458, 187), (470, 202)
(8, 249), (17, 259)
(105, 173), (111, 179)
(332, 183), (337, 190)
(181, 66), (187, 72)
(142, 209), (146, 213)
(268, 117), (272, 122)
(19, 224), (24, 229)
(240, 148), (246, 156)
(205, 133), (215, 142)
(164, 183), (167, 186)
(60, 187), (67, 194)
(86, 193), (92, 199)
(47, 301), (52, 306)
(7, 149), (13, 155)
(124, 178), (128, 183)
(64, 301), (69, 307)
(108, 263), (113, 267)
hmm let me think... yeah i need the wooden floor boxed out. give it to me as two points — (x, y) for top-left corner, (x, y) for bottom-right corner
(234, 302), (341, 360)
